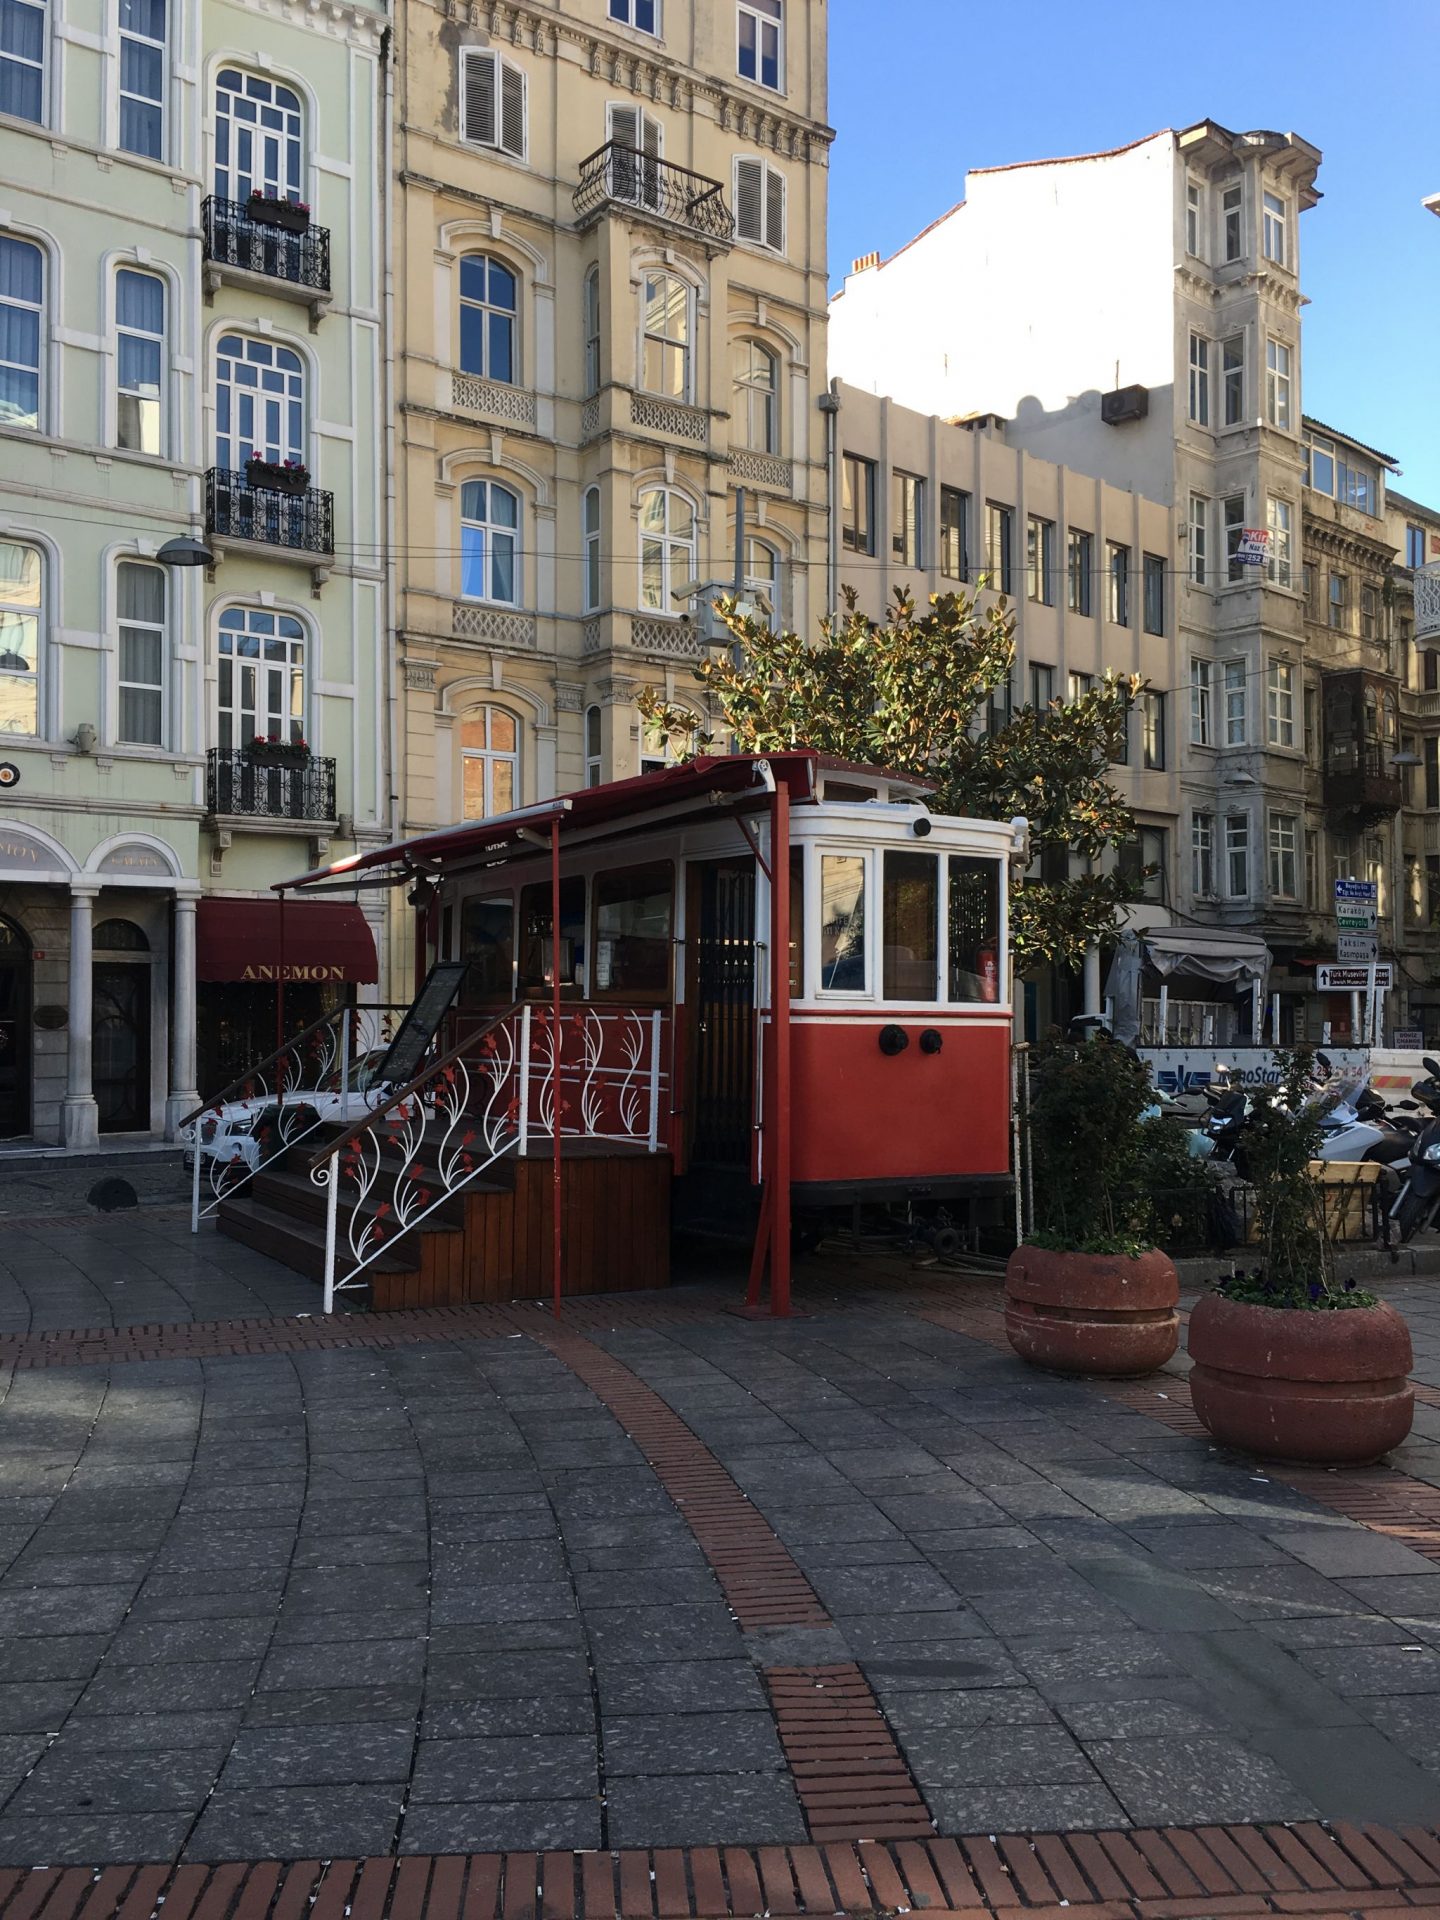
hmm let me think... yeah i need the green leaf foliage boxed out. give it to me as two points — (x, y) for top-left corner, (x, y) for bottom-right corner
(1026, 1031), (1156, 1251)
(1214, 1048), (1338, 1308)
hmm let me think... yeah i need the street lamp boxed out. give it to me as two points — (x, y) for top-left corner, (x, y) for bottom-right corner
(156, 535), (213, 568)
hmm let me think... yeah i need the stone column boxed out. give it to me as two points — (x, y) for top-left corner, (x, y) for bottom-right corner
(62, 882), (100, 1149)
(1083, 943), (1102, 1018)
(166, 890), (200, 1137)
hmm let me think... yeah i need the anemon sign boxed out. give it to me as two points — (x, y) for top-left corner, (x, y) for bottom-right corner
(239, 964), (349, 982)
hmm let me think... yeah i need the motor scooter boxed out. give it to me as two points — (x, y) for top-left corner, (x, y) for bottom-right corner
(1387, 1059), (1440, 1242)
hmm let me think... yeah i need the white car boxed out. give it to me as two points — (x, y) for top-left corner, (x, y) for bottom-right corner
(181, 1048), (397, 1174)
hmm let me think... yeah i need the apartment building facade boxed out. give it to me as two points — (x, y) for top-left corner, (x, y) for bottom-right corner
(0, 0), (387, 1143)
(389, 0), (832, 993)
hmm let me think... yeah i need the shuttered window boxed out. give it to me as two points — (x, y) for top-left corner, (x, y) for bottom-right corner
(733, 156), (785, 252)
(460, 48), (526, 159)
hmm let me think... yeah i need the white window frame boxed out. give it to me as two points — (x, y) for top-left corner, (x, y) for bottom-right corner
(216, 604), (306, 751)
(1269, 811), (1299, 900)
(583, 267), (601, 397)
(458, 253), (519, 385)
(1224, 493), (1246, 584)
(1266, 497), (1294, 590)
(1189, 493), (1209, 584)
(1026, 516), (1054, 605)
(1185, 177), (1202, 257)
(460, 705), (520, 820)
(115, 559), (166, 747)
(639, 271), (693, 403)
(733, 337), (779, 453)
(813, 844), (873, 1000)
(583, 486), (601, 614)
(607, 0), (658, 34)
(1223, 658), (1246, 746)
(736, 0), (783, 92)
(213, 67), (303, 203)
(117, 0), (166, 161)
(1192, 810), (1215, 897)
(606, 102), (663, 212)
(0, 0), (45, 124)
(215, 331), (305, 469)
(1222, 334), (1244, 426)
(585, 704), (602, 789)
(0, 539), (42, 739)
(1067, 527), (1092, 615)
(1188, 331), (1209, 426)
(1265, 336), (1292, 430)
(637, 486), (695, 613)
(114, 266), (166, 456)
(733, 155), (786, 253)
(1222, 182), (1243, 261)
(1190, 657), (1211, 746)
(1262, 190), (1288, 268)
(745, 535), (781, 621)
(1267, 659), (1296, 748)
(460, 480), (521, 608)
(1108, 541), (1130, 625)
(459, 47), (527, 161)
(1225, 812), (1250, 899)
(0, 232), (44, 434)
(892, 471), (924, 569)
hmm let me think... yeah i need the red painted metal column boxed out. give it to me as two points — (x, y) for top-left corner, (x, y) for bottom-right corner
(551, 817), (563, 1319)
(276, 888), (287, 1052)
(769, 775), (792, 1316)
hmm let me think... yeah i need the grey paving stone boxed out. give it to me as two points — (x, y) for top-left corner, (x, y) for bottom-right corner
(596, 1661), (769, 1717)
(107, 1617), (273, 1667)
(76, 1661), (262, 1716)
(427, 1650), (592, 1701)
(573, 1568), (719, 1610)
(422, 1695), (594, 1740)
(1295, 1642), (1440, 1695)
(1336, 1573), (1440, 1614)
(411, 1734), (596, 1803)
(8, 1553), (151, 1588)
(0, 1811), (194, 1867)
(1248, 1723), (1440, 1824)
(1360, 1693), (1440, 1771)
(0, 1734), (47, 1801)
(900, 1723), (1097, 1788)
(1255, 1614), (1422, 1650)
(1010, 1634), (1184, 1701)
(805, 1563), (964, 1616)
(240, 1686), (418, 1727)
(398, 1798), (602, 1854)
(429, 1583), (575, 1629)
(882, 1688), (1057, 1733)
(584, 1606), (740, 1664)
(925, 1782), (1129, 1833)
(1087, 1734), (1319, 1824)
(8, 1748), (222, 1816)
(864, 1641), (1026, 1693)
(1264, 1527), (1440, 1579)
(259, 1639), (425, 1693)
(0, 1587), (135, 1638)
(604, 1711), (784, 1777)
(272, 1606), (429, 1646)
(1192, 1564), (1367, 1621)
(604, 1771), (806, 1848)
(221, 1722), (415, 1789)
(0, 1684), (83, 1732)
(0, 1636), (109, 1681)
(185, 1785), (404, 1862)
(1055, 1697), (1233, 1740)
(51, 1712), (240, 1753)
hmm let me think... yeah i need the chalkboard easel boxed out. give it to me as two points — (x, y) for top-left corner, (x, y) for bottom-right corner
(377, 960), (470, 1089)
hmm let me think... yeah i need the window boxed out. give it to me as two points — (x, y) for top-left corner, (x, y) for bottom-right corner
(460, 894), (515, 1003)
(1265, 337), (1291, 429)
(1111, 705), (1130, 766)
(1329, 572), (1348, 631)
(1188, 332), (1209, 426)
(607, 103), (662, 208)
(1424, 646), (1438, 694)
(734, 157), (785, 252)
(638, 487), (694, 611)
(883, 850), (938, 1000)
(986, 670), (1012, 737)
(1123, 826), (1168, 904)
(0, 234), (42, 431)
(118, 0), (165, 159)
(608, 0), (657, 31)
(1262, 190), (1288, 267)
(1305, 681), (1318, 759)
(1222, 335), (1244, 425)
(1108, 542), (1130, 625)
(1192, 811), (1215, 896)
(1025, 516), (1054, 603)
(1303, 562), (1318, 618)
(1266, 497), (1293, 588)
(1269, 812), (1298, 898)
(583, 268), (601, 397)
(1307, 832), (1321, 911)
(1143, 552), (1165, 634)
(737, 0), (782, 89)
(1361, 582), (1379, 642)
(1226, 814), (1250, 897)
(214, 69), (302, 203)
(460, 480), (520, 605)
(1407, 524), (1427, 571)
(115, 269), (164, 454)
(1267, 659), (1295, 747)
(1190, 493), (1209, 584)
(640, 711), (695, 774)
(0, 542), (39, 736)
(1303, 431), (1378, 515)
(819, 853), (866, 993)
(1029, 663), (1053, 710)
(1142, 690), (1165, 770)
(841, 454), (874, 555)
(583, 487), (601, 613)
(0, 0), (43, 121)
(460, 707), (519, 819)
(745, 536), (780, 618)
(1222, 182), (1243, 261)
(892, 472), (923, 567)
(460, 48), (526, 159)
(949, 857), (1001, 1002)
(216, 332), (303, 468)
(940, 487), (968, 581)
(641, 272), (691, 400)
(585, 704), (602, 787)
(733, 339), (778, 452)
(115, 561), (164, 745)
(1224, 493), (1246, 583)
(1067, 671), (1092, 702)
(1428, 736), (1440, 811)
(1223, 659), (1246, 745)
(216, 606), (304, 750)
(1185, 177), (1202, 256)
(984, 503), (1013, 594)
(593, 862), (673, 995)
(519, 875), (584, 996)
(1190, 658), (1211, 746)
(1067, 528), (1092, 614)
(459, 255), (517, 384)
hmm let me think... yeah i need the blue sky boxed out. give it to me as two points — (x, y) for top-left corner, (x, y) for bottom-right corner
(828, 0), (1440, 505)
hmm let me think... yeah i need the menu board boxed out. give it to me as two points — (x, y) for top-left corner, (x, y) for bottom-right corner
(377, 961), (470, 1088)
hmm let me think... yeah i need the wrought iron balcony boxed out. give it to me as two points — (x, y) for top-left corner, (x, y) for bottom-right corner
(574, 143), (733, 244)
(1322, 746), (1404, 823)
(206, 467), (334, 557)
(206, 747), (337, 823)
(202, 196), (331, 297)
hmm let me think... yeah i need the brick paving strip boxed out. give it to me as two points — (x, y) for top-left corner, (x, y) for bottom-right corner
(3, 1823), (1440, 1919)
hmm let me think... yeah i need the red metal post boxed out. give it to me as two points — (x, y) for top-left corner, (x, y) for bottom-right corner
(769, 776), (792, 1316)
(276, 888), (287, 1052)
(551, 818), (564, 1319)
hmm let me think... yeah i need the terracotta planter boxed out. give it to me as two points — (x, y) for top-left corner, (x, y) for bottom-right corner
(1004, 1244), (1179, 1376)
(1188, 1291), (1413, 1465)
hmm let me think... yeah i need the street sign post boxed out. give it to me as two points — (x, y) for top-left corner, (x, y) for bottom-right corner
(1336, 930), (1379, 963)
(1317, 964), (1394, 992)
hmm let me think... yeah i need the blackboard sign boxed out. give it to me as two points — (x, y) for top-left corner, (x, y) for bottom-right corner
(377, 961), (470, 1089)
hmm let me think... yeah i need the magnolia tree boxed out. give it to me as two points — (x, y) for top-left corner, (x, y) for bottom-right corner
(639, 585), (1142, 972)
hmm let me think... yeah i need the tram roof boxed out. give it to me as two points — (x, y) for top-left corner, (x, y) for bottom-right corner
(275, 751), (935, 896)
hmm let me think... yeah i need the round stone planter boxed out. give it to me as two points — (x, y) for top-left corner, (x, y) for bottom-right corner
(1187, 1291), (1414, 1465)
(1003, 1244), (1179, 1376)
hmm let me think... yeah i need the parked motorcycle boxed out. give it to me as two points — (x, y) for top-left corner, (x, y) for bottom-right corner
(1388, 1060), (1440, 1242)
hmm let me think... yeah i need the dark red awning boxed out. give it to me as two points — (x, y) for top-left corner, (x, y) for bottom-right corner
(195, 899), (378, 984)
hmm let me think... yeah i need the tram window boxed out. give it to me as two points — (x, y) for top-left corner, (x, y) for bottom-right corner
(948, 857), (1001, 1002)
(519, 877), (586, 997)
(789, 846), (804, 996)
(819, 853), (867, 992)
(460, 893), (514, 1002)
(593, 862), (673, 996)
(883, 850), (938, 1001)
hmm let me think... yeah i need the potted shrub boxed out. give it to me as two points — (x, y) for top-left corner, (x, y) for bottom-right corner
(245, 451), (310, 495)
(245, 189), (310, 234)
(244, 732), (311, 770)
(1005, 1029), (1180, 1376)
(1188, 1048), (1413, 1464)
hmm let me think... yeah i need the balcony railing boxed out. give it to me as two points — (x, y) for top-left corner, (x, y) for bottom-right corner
(1323, 746), (1403, 822)
(206, 747), (337, 822)
(202, 196), (331, 294)
(574, 143), (733, 243)
(206, 468), (334, 556)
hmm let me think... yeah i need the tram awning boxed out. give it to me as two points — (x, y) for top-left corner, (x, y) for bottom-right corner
(195, 899), (378, 983)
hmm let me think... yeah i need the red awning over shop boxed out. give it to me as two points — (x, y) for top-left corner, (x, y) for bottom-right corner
(195, 899), (378, 984)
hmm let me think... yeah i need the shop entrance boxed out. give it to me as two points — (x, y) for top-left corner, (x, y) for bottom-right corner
(0, 914), (31, 1137)
(93, 919), (152, 1133)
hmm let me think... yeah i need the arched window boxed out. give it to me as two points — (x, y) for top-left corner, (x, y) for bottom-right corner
(0, 541), (40, 736)
(745, 536), (781, 621)
(117, 561), (166, 746)
(460, 706), (519, 819)
(0, 234), (44, 432)
(641, 712), (695, 773)
(641, 273), (691, 401)
(214, 68), (303, 203)
(459, 254), (517, 384)
(585, 704), (602, 787)
(94, 918), (149, 951)
(583, 487), (601, 613)
(733, 340), (778, 452)
(217, 606), (306, 749)
(583, 268), (601, 396)
(115, 269), (165, 455)
(638, 488), (694, 612)
(460, 481), (520, 606)
(216, 333), (304, 468)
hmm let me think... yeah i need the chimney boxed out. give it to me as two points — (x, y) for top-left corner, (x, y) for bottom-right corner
(850, 251), (880, 274)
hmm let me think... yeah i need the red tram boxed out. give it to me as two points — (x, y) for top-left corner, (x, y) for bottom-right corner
(274, 750), (1025, 1313)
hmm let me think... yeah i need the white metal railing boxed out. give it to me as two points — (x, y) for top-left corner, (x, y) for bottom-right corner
(1139, 997), (1239, 1047)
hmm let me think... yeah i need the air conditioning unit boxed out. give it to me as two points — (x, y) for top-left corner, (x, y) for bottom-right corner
(1101, 384), (1149, 425)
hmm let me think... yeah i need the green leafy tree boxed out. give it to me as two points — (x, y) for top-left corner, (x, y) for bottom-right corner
(639, 585), (1141, 970)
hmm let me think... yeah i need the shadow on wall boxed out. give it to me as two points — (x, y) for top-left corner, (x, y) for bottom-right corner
(1006, 386), (1178, 503)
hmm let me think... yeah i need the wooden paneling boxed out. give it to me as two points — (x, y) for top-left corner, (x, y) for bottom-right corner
(461, 1150), (671, 1304)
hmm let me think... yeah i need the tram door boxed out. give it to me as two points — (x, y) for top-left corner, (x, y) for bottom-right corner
(686, 859), (757, 1171)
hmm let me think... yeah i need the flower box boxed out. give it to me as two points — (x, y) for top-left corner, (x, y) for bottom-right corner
(245, 457), (310, 496)
(246, 193), (310, 234)
(243, 739), (311, 769)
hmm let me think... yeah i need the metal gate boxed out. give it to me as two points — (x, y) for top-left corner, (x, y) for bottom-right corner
(690, 859), (756, 1167)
